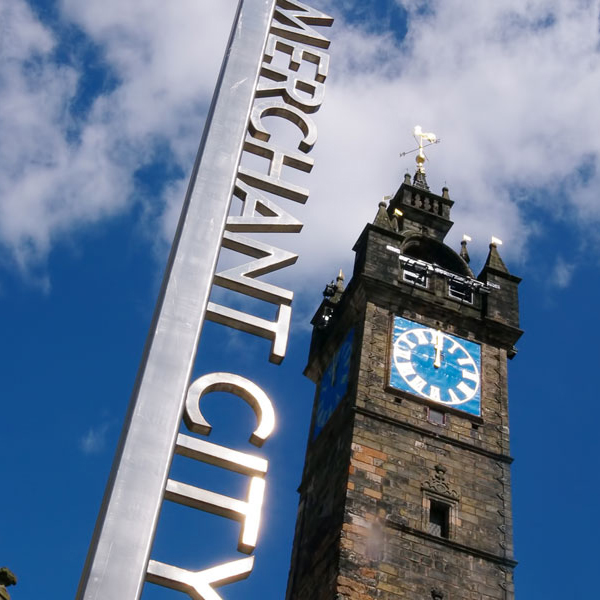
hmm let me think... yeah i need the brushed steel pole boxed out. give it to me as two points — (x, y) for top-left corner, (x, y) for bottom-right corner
(76, 1), (277, 598)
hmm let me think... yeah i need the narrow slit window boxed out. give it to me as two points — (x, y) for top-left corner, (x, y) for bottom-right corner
(403, 263), (428, 287)
(428, 500), (450, 538)
(448, 279), (473, 303)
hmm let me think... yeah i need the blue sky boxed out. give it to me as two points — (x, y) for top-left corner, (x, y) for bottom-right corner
(2, 0), (600, 598)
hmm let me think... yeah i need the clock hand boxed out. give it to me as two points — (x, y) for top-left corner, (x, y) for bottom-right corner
(433, 330), (443, 369)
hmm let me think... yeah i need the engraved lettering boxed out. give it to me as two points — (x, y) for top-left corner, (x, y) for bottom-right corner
(263, 35), (329, 83)
(271, 0), (334, 49)
(165, 477), (265, 554)
(244, 137), (314, 176)
(176, 434), (268, 477)
(249, 99), (318, 152)
(206, 302), (291, 365)
(258, 47), (326, 112)
(215, 231), (297, 305)
(142, 5), (334, 599)
(147, 557), (254, 600)
(227, 178), (303, 233)
(184, 372), (276, 446)
(238, 165), (309, 203)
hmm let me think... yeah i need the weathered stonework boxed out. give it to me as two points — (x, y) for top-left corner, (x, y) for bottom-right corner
(286, 177), (521, 600)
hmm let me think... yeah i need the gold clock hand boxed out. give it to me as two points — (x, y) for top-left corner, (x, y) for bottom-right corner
(433, 330), (443, 369)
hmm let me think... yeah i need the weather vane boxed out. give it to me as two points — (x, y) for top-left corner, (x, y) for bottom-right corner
(399, 125), (440, 174)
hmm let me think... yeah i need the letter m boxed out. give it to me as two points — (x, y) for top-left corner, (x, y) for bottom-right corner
(272, 0), (334, 49)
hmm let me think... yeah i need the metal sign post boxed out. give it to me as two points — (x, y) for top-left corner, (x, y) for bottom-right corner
(77, 1), (333, 599)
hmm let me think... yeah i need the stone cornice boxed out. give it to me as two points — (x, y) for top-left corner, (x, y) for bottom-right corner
(354, 406), (514, 464)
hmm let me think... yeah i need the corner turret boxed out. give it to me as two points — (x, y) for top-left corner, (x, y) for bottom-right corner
(478, 240), (521, 338)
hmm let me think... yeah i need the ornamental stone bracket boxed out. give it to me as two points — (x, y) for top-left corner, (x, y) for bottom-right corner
(0, 568), (17, 600)
(421, 464), (459, 501)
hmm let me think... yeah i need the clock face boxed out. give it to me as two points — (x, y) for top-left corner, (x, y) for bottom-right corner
(389, 316), (481, 416)
(313, 329), (354, 439)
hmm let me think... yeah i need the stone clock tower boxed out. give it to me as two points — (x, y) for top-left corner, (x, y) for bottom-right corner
(285, 164), (522, 600)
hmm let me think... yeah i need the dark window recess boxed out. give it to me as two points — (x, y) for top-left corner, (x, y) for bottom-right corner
(428, 500), (450, 538)
(448, 279), (473, 303)
(403, 263), (428, 287)
(428, 408), (445, 426)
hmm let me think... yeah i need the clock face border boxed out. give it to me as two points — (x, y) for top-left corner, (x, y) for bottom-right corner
(388, 315), (482, 417)
(313, 328), (354, 440)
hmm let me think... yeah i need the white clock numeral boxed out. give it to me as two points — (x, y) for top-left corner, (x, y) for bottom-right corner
(410, 375), (427, 394)
(447, 340), (461, 354)
(429, 386), (441, 402)
(396, 361), (415, 378)
(457, 381), (475, 397)
(448, 389), (461, 404)
(457, 357), (472, 366)
(402, 336), (416, 349)
(461, 369), (478, 383)
(412, 330), (429, 345)
(395, 347), (411, 361)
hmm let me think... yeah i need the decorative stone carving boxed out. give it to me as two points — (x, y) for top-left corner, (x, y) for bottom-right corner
(0, 568), (17, 600)
(421, 464), (459, 501)
(431, 587), (444, 599)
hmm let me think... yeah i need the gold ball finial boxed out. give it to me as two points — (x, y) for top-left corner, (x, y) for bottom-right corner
(413, 125), (437, 174)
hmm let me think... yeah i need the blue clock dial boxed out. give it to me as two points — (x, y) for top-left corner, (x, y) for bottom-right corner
(313, 328), (354, 439)
(390, 316), (481, 416)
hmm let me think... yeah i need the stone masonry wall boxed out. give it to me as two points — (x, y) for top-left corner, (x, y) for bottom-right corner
(333, 298), (516, 600)
(287, 210), (520, 600)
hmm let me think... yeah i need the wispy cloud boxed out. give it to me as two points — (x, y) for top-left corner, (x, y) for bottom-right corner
(1, 0), (599, 287)
(80, 422), (110, 455)
(550, 256), (574, 289)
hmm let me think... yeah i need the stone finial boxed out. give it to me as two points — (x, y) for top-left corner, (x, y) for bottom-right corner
(0, 568), (17, 600)
(484, 240), (509, 274)
(373, 201), (393, 230)
(404, 172), (411, 185)
(460, 234), (471, 264)
(319, 270), (345, 328)
(322, 269), (345, 303)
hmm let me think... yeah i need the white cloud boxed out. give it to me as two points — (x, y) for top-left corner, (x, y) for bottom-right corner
(294, 0), (600, 281)
(551, 255), (574, 288)
(0, 0), (599, 289)
(80, 422), (110, 454)
(0, 0), (236, 276)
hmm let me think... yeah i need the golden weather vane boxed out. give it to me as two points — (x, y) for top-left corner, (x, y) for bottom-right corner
(399, 125), (440, 174)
